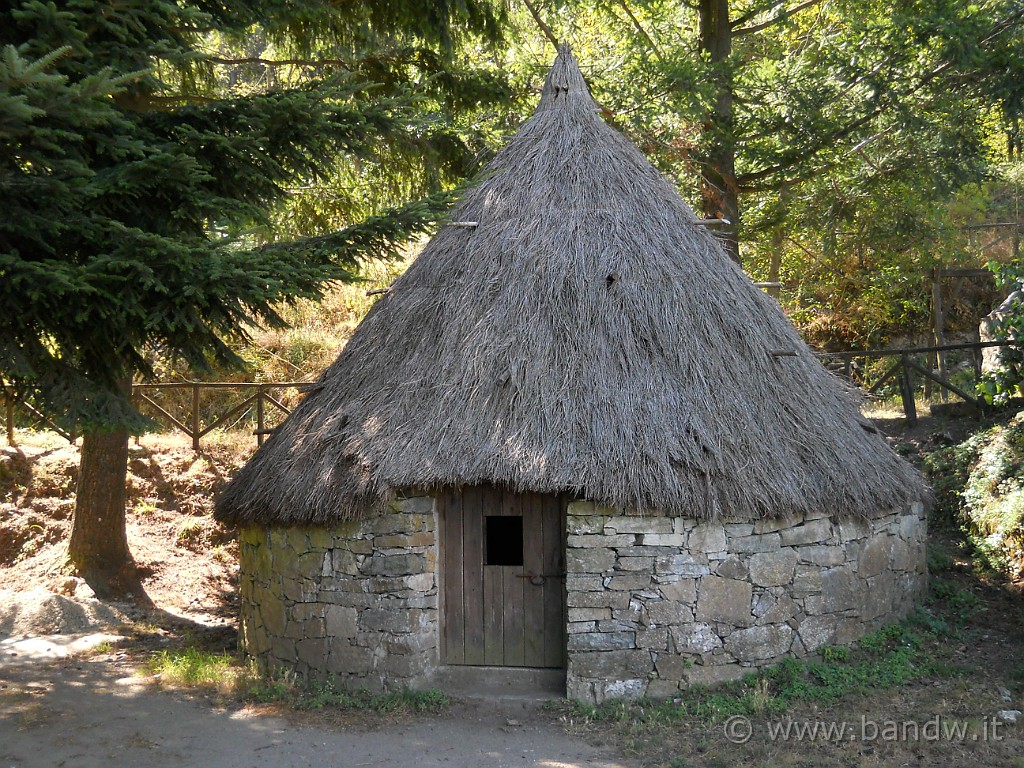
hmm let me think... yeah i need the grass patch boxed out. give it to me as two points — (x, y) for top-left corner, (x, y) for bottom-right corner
(144, 647), (246, 695)
(142, 646), (447, 714)
(568, 620), (951, 730)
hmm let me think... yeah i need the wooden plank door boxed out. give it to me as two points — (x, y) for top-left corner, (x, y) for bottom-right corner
(441, 485), (566, 668)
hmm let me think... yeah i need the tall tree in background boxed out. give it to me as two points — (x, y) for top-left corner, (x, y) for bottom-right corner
(0, 0), (506, 597)
(508, 0), (1024, 337)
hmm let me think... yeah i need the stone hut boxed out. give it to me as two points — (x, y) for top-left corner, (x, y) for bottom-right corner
(215, 47), (930, 703)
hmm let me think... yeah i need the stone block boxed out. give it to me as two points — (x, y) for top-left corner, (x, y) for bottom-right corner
(606, 573), (653, 591)
(361, 608), (426, 633)
(715, 556), (748, 580)
(325, 605), (359, 638)
(261, 598), (288, 637)
(568, 621), (597, 634)
(683, 663), (748, 688)
(645, 678), (683, 699)
(748, 550), (799, 587)
(838, 518), (870, 543)
(331, 549), (360, 575)
(363, 554), (425, 577)
(405, 572), (435, 592)
(597, 619), (637, 632)
(566, 501), (597, 518)
(636, 627), (669, 650)
(858, 536), (893, 578)
(753, 517), (797, 534)
(807, 566), (859, 614)
(689, 523), (727, 553)
(659, 579), (697, 605)
(731, 533), (781, 553)
(295, 637), (330, 667)
(798, 615), (838, 653)
(791, 566), (823, 597)
(569, 607), (612, 622)
(644, 600), (694, 626)
(654, 653), (692, 680)
(307, 527), (335, 550)
(757, 594), (798, 625)
(566, 575), (604, 592)
(567, 547), (616, 574)
(639, 533), (686, 547)
(723, 524), (754, 537)
(780, 518), (834, 547)
(374, 532), (435, 548)
(696, 576), (752, 625)
(566, 678), (595, 702)
(398, 496), (434, 515)
(597, 679), (646, 701)
(328, 642), (374, 674)
(567, 632), (637, 652)
(725, 624), (794, 661)
(382, 632), (435, 655)
(567, 534), (636, 548)
(669, 622), (723, 654)
(568, 591), (630, 609)
(656, 553), (710, 578)
(796, 545), (846, 567)
(606, 516), (674, 534)
(617, 556), (656, 571)
(570, 650), (653, 679)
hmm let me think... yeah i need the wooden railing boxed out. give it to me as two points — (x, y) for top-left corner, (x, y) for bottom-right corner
(2, 381), (311, 451)
(817, 339), (1021, 425)
(2, 340), (1022, 447)
(131, 381), (310, 450)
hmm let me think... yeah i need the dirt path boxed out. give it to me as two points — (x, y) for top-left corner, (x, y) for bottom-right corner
(0, 647), (630, 768)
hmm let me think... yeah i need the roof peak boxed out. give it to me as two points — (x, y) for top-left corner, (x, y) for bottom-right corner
(538, 44), (596, 110)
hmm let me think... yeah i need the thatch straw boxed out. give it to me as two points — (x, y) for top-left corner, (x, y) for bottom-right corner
(216, 46), (928, 526)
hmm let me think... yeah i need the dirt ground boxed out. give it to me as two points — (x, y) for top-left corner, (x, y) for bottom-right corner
(0, 653), (628, 768)
(0, 431), (630, 768)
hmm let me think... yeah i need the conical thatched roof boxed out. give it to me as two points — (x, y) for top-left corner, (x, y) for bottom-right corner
(216, 46), (927, 526)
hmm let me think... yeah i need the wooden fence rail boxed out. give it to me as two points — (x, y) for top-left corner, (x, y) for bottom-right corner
(2, 381), (311, 451)
(816, 339), (1022, 426)
(2, 340), (1021, 447)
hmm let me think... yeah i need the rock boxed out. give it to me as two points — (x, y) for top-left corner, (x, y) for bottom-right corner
(997, 710), (1022, 724)
(726, 624), (794, 661)
(748, 550), (798, 586)
(696, 575), (752, 625)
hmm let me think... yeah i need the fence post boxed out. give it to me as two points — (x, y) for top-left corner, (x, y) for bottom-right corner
(899, 354), (918, 426)
(4, 387), (14, 446)
(192, 384), (201, 453)
(256, 385), (266, 447)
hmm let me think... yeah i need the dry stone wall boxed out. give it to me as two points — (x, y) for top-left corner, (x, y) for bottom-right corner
(565, 502), (928, 703)
(237, 495), (438, 693)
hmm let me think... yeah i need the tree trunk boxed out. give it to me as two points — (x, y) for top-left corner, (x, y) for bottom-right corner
(698, 0), (741, 264)
(66, 423), (139, 599)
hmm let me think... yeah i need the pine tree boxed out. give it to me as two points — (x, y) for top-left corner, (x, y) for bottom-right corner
(0, 0), (505, 597)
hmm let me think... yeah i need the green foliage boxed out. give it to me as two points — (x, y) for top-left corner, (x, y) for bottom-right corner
(923, 411), (1024, 577)
(978, 260), (1024, 405)
(0, 0), (510, 431)
(571, 620), (948, 728)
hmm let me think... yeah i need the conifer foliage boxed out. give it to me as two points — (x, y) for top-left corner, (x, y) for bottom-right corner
(0, 0), (503, 595)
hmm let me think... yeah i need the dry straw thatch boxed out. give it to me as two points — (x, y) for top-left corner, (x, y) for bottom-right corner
(216, 46), (928, 526)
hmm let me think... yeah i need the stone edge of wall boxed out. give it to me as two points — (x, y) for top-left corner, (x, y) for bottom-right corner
(564, 501), (928, 703)
(236, 496), (927, 704)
